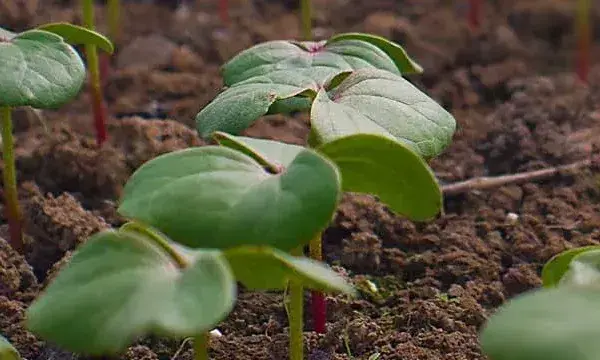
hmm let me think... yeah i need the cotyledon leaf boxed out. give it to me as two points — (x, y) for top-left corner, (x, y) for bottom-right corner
(222, 32), (420, 87)
(327, 32), (423, 75)
(224, 246), (355, 295)
(26, 228), (236, 355)
(38, 22), (115, 54)
(213, 132), (442, 221)
(196, 69), (318, 139)
(480, 287), (600, 360)
(558, 250), (600, 289)
(118, 145), (341, 251)
(310, 68), (456, 159)
(542, 246), (600, 288)
(317, 134), (442, 220)
(0, 29), (86, 108)
(0, 335), (20, 360)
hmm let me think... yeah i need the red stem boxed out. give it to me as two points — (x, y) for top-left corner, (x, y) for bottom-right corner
(311, 291), (326, 333)
(90, 82), (108, 146)
(576, 0), (591, 83)
(467, 0), (482, 33)
(99, 52), (111, 87)
(219, 0), (229, 25)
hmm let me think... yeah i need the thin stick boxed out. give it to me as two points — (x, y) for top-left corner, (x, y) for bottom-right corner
(309, 233), (326, 333)
(82, 0), (109, 146)
(300, 0), (312, 40)
(0, 106), (23, 253)
(288, 246), (304, 360)
(442, 158), (594, 196)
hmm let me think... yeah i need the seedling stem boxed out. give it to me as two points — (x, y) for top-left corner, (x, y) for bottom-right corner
(467, 0), (482, 33)
(300, 0), (312, 40)
(219, 0), (229, 25)
(82, 0), (109, 146)
(107, 0), (121, 44)
(288, 246), (304, 360)
(309, 233), (326, 333)
(0, 106), (23, 253)
(193, 333), (209, 360)
(576, 0), (591, 82)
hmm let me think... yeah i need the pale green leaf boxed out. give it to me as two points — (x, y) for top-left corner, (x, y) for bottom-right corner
(26, 228), (236, 355)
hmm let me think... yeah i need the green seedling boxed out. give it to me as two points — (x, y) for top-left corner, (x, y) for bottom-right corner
(0, 335), (20, 360)
(480, 247), (600, 360)
(28, 138), (354, 360)
(196, 33), (455, 333)
(0, 26), (87, 253)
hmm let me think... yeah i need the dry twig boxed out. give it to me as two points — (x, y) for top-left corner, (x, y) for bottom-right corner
(442, 157), (598, 196)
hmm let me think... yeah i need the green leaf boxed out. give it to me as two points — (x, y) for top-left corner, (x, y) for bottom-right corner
(317, 134), (442, 220)
(26, 228), (236, 355)
(558, 250), (600, 289)
(224, 246), (355, 295)
(310, 68), (456, 159)
(0, 335), (20, 360)
(212, 131), (304, 170)
(267, 96), (313, 115)
(542, 246), (600, 287)
(196, 70), (318, 139)
(0, 29), (86, 108)
(214, 132), (443, 220)
(118, 145), (341, 251)
(480, 288), (600, 360)
(328, 32), (423, 74)
(222, 33), (407, 87)
(38, 22), (115, 54)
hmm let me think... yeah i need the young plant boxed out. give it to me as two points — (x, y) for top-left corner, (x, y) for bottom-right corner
(27, 139), (354, 360)
(0, 335), (20, 360)
(0, 26), (87, 253)
(480, 246), (600, 360)
(196, 33), (455, 333)
(576, 0), (591, 82)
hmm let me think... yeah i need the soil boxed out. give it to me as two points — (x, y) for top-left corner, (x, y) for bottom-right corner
(1, 0), (600, 359)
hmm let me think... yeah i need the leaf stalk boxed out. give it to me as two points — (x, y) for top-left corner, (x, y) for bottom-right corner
(288, 246), (304, 360)
(0, 106), (23, 253)
(193, 333), (209, 360)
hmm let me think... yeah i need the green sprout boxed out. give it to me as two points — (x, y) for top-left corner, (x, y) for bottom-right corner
(26, 138), (354, 360)
(480, 246), (600, 360)
(195, 33), (455, 334)
(0, 335), (20, 360)
(0, 26), (87, 253)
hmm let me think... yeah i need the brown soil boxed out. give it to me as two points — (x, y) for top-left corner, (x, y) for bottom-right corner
(1, 0), (600, 359)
